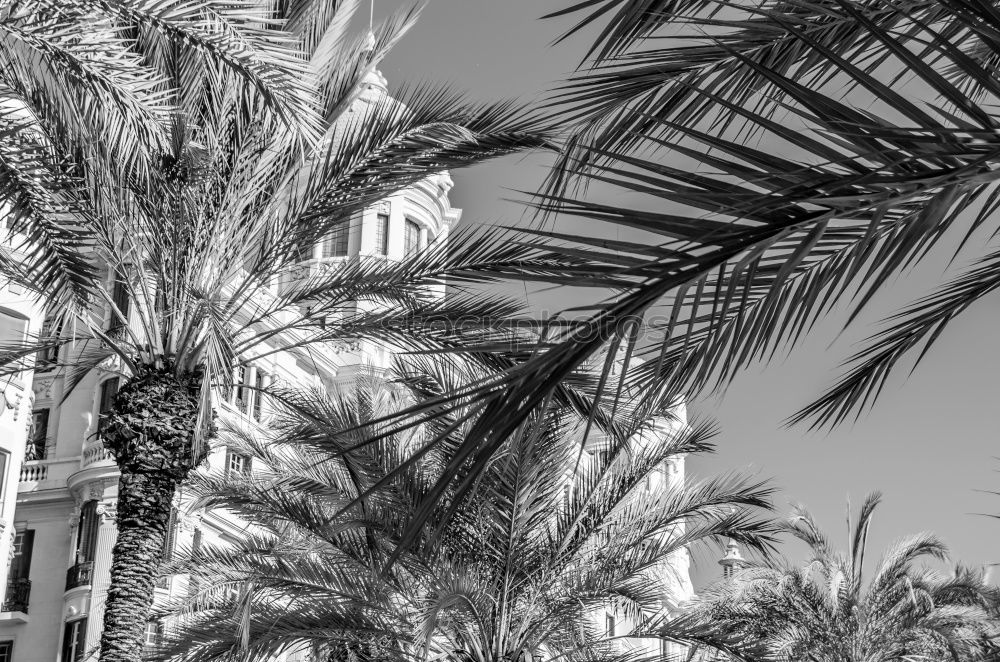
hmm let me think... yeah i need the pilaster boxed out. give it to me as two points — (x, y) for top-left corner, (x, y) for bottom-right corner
(84, 501), (117, 652)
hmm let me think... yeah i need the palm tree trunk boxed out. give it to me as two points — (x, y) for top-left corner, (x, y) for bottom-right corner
(98, 471), (176, 662)
(97, 366), (203, 662)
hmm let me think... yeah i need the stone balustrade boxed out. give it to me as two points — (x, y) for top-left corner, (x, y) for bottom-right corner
(18, 458), (84, 491)
(82, 441), (115, 468)
(18, 463), (47, 482)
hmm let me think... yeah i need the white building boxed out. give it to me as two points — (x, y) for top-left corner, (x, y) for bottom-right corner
(0, 276), (44, 662)
(589, 406), (695, 660)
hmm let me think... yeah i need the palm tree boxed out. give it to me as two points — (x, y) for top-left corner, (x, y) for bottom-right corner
(151, 356), (776, 662)
(0, 2), (556, 659)
(519, 0), (1000, 427)
(364, 0), (1000, 549)
(659, 493), (1000, 661)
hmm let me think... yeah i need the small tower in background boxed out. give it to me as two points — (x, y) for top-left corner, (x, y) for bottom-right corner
(719, 539), (749, 579)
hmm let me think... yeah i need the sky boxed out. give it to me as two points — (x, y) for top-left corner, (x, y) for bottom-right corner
(370, 0), (1000, 588)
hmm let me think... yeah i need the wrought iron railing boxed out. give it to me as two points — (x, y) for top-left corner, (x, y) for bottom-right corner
(2, 578), (30, 613)
(65, 561), (94, 590)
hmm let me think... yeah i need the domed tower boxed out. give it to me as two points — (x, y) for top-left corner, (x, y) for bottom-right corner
(294, 61), (462, 386)
(719, 538), (749, 579)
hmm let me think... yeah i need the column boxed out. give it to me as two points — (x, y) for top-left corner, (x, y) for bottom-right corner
(85, 501), (118, 652)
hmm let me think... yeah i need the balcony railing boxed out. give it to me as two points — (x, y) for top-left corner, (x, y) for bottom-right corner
(2, 578), (30, 613)
(19, 458), (83, 491)
(18, 462), (47, 482)
(65, 561), (94, 591)
(82, 441), (115, 468)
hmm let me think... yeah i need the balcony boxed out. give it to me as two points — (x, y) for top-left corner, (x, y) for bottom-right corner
(65, 562), (93, 591)
(18, 458), (79, 494)
(18, 463), (47, 482)
(82, 440), (115, 468)
(2, 578), (30, 613)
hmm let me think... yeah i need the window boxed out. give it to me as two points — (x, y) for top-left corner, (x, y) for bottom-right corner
(97, 378), (119, 434)
(0, 641), (11, 662)
(252, 369), (266, 421)
(9, 530), (33, 580)
(61, 618), (87, 662)
(321, 222), (349, 258)
(5, 530), (33, 613)
(161, 506), (178, 562)
(296, 242), (315, 262)
(188, 527), (203, 599)
(225, 450), (251, 477)
(35, 313), (61, 367)
(75, 501), (99, 565)
(26, 409), (48, 460)
(144, 619), (164, 649)
(108, 274), (130, 335)
(605, 612), (615, 637)
(234, 366), (248, 413)
(404, 219), (420, 256)
(0, 451), (7, 514)
(375, 213), (389, 255)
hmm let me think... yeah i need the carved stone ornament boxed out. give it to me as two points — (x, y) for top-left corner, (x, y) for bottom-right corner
(32, 378), (53, 400)
(177, 512), (195, 533)
(0, 378), (24, 421)
(68, 505), (81, 530)
(96, 355), (122, 375)
(87, 480), (107, 501)
(96, 501), (117, 523)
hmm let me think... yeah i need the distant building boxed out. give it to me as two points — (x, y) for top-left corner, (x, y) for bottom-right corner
(591, 404), (695, 660)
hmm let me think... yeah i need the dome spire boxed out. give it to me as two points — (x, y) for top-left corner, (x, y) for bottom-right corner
(719, 538), (748, 579)
(362, 0), (376, 53)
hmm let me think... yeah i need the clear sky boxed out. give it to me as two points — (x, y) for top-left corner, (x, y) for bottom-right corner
(372, 0), (1000, 588)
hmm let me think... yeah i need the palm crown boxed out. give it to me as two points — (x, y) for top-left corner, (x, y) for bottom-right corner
(0, 2), (559, 659)
(398, 0), (1000, 491)
(663, 493), (1000, 661)
(2, 0), (555, 394)
(153, 356), (776, 662)
(371, 0), (1000, 550)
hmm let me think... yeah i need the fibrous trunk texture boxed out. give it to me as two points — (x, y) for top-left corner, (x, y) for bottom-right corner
(97, 367), (203, 662)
